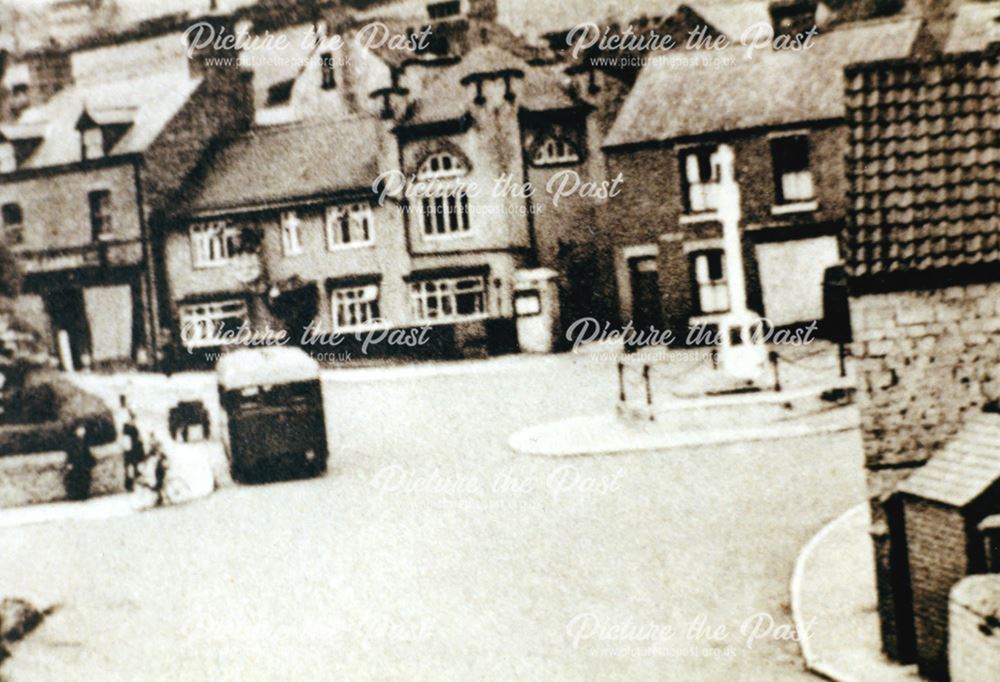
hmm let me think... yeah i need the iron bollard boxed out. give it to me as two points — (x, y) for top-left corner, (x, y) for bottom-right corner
(643, 364), (654, 421)
(617, 362), (625, 403)
(769, 351), (781, 392)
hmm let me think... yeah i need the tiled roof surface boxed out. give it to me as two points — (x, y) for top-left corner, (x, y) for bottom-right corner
(843, 49), (999, 279)
(604, 18), (922, 147)
(898, 412), (1000, 507)
(6, 70), (201, 169)
(186, 116), (385, 213)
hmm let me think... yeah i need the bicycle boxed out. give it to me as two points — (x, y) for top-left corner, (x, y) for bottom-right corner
(133, 435), (191, 507)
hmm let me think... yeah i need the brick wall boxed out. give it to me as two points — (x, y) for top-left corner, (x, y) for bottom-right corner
(902, 497), (969, 679)
(949, 574), (1000, 682)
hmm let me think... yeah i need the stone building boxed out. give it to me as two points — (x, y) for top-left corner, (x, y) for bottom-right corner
(0, 19), (251, 369)
(842, 42), (999, 674)
(161, 7), (630, 362)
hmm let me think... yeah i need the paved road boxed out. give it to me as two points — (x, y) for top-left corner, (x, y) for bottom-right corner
(0, 354), (866, 680)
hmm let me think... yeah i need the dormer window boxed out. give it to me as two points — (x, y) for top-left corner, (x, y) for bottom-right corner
(76, 108), (135, 161)
(82, 127), (104, 160)
(0, 143), (15, 173)
(531, 136), (581, 167)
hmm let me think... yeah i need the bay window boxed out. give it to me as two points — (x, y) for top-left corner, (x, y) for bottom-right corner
(409, 274), (486, 323)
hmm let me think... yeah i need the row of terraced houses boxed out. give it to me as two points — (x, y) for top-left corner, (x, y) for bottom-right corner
(0, 0), (995, 369)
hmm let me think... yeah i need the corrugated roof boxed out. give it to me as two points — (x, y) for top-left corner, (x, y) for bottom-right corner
(898, 412), (1000, 507)
(604, 17), (922, 147)
(7, 69), (201, 169)
(186, 116), (386, 214)
(843, 48), (999, 279)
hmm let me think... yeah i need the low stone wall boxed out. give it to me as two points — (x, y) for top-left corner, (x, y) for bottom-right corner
(949, 575), (1000, 682)
(0, 440), (126, 508)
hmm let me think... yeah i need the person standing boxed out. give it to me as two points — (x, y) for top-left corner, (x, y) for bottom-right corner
(64, 424), (95, 501)
(120, 395), (144, 491)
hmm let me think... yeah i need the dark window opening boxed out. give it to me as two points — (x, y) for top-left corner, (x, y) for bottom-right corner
(427, 0), (461, 20)
(266, 79), (294, 106)
(770, 135), (814, 204)
(2, 202), (24, 245)
(88, 190), (112, 240)
(320, 52), (336, 89)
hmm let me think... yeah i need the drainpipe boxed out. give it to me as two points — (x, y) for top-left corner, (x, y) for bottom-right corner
(132, 161), (160, 368)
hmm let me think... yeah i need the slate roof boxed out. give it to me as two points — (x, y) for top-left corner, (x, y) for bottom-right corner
(4, 70), (202, 170)
(843, 48), (999, 279)
(603, 17), (923, 147)
(185, 116), (385, 214)
(945, 1), (1000, 54)
(898, 412), (1000, 507)
(403, 45), (575, 126)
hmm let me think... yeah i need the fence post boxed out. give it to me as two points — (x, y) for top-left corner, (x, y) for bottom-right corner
(617, 361), (625, 403)
(643, 364), (654, 420)
(769, 351), (781, 392)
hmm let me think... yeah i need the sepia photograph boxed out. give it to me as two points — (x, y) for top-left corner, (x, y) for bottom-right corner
(0, 0), (997, 679)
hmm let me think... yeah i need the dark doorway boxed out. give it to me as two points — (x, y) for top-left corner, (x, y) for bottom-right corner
(884, 495), (918, 663)
(628, 255), (663, 346)
(46, 288), (91, 370)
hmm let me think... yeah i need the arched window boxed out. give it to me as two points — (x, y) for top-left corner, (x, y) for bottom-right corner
(416, 151), (468, 180)
(531, 135), (580, 166)
(414, 151), (471, 239)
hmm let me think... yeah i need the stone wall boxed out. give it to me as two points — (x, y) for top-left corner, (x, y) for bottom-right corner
(850, 280), (1000, 661)
(948, 574), (1000, 682)
(0, 441), (125, 508)
(851, 282), (1000, 511)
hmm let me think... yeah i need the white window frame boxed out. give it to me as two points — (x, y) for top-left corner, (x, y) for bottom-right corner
(0, 143), (15, 173)
(531, 136), (580, 166)
(281, 210), (303, 256)
(692, 250), (729, 314)
(190, 220), (240, 269)
(178, 299), (249, 349)
(325, 203), (374, 250)
(409, 275), (487, 324)
(419, 189), (471, 239)
(330, 283), (381, 332)
(82, 127), (104, 160)
(680, 145), (721, 215)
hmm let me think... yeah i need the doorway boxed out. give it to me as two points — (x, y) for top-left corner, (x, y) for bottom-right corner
(628, 255), (663, 342)
(46, 288), (91, 370)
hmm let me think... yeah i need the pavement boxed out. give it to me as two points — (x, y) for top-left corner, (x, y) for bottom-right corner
(791, 504), (921, 682)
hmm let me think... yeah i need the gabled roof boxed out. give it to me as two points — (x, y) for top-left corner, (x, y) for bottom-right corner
(945, 1), (1000, 53)
(687, 1), (771, 40)
(185, 117), (387, 215)
(401, 44), (578, 126)
(7, 70), (201, 169)
(604, 17), (923, 148)
(898, 412), (1000, 507)
(843, 48), (999, 280)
